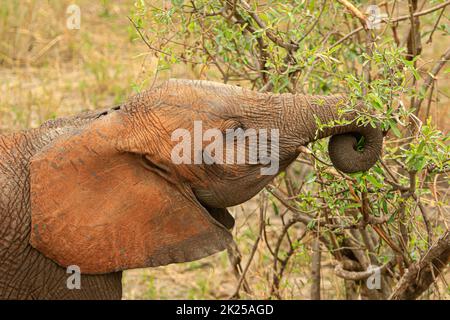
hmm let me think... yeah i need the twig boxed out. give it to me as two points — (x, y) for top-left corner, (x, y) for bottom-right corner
(226, 241), (251, 297)
(298, 0), (327, 43)
(334, 261), (390, 281)
(271, 227), (308, 298)
(310, 236), (322, 300)
(238, 0), (299, 51)
(127, 16), (200, 65)
(331, 1), (450, 50)
(414, 47), (450, 115)
(424, 80), (435, 120)
(406, 0), (421, 61)
(426, 7), (445, 44)
(229, 191), (267, 298)
(412, 193), (433, 247)
(389, 231), (450, 300)
(336, 0), (368, 29)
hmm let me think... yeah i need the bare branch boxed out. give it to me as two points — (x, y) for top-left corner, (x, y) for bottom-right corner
(310, 237), (322, 300)
(230, 192), (267, 298)
(331, 1), (450, 49)
(335, 261), (390, 281)
(414, 47), (450, 115)
(336, 0), (368, 29)
(390, 231), (450, 300)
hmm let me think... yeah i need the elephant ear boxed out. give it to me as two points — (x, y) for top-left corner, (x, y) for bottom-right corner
(29, 112), (232, 274)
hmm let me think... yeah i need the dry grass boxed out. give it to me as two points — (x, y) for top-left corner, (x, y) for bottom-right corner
(1, 0), (448, 300)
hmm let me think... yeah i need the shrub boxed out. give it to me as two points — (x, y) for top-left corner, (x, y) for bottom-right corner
(131, 0), (449, 299)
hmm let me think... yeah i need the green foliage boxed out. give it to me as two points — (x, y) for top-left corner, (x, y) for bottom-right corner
(131, 0), (449, 299)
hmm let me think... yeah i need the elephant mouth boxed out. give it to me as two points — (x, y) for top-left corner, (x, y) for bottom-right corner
(197, 199), (234, 230)
(203, 205), (235, 230)
(139, 155), (235, 230)
(192, 192), (235, 230)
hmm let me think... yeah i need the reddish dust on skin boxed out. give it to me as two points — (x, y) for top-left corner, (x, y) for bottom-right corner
(30, 112), (231, 274)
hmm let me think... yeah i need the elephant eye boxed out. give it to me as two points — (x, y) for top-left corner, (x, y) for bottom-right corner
(220, 119), (246, 133)
(141, 155), (170, 178)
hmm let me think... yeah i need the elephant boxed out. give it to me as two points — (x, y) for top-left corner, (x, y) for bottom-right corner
(0, 79), (383, 299)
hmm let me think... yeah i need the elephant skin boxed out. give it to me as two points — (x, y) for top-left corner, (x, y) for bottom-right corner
(0, 79), (383, 299)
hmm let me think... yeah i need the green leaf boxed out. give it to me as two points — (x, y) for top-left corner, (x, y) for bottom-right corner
(366, 175), (383, 188)
(271, 201), (279, 216)
(389, 121), (402, 138)
(307, 220), (316, 230)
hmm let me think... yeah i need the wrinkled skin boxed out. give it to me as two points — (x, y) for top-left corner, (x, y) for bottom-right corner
(0, 111), (123, 299)
(0, 79), (383, 299)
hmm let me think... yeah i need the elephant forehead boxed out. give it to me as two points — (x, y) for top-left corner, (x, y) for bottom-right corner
(158, 96), (236, 117)
(158, 81), (244, 113)
(165, 78), (245, 97)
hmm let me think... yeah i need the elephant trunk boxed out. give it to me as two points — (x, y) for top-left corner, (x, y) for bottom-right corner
(282, 94), (383, 173)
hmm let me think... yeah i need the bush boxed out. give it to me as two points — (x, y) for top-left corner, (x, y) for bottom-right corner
(130, 0), (449, 299)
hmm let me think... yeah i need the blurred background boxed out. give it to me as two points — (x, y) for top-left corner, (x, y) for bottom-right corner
(1, 0), (448, 299)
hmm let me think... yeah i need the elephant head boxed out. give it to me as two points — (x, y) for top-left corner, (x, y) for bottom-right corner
(29, 79), (383, 274)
